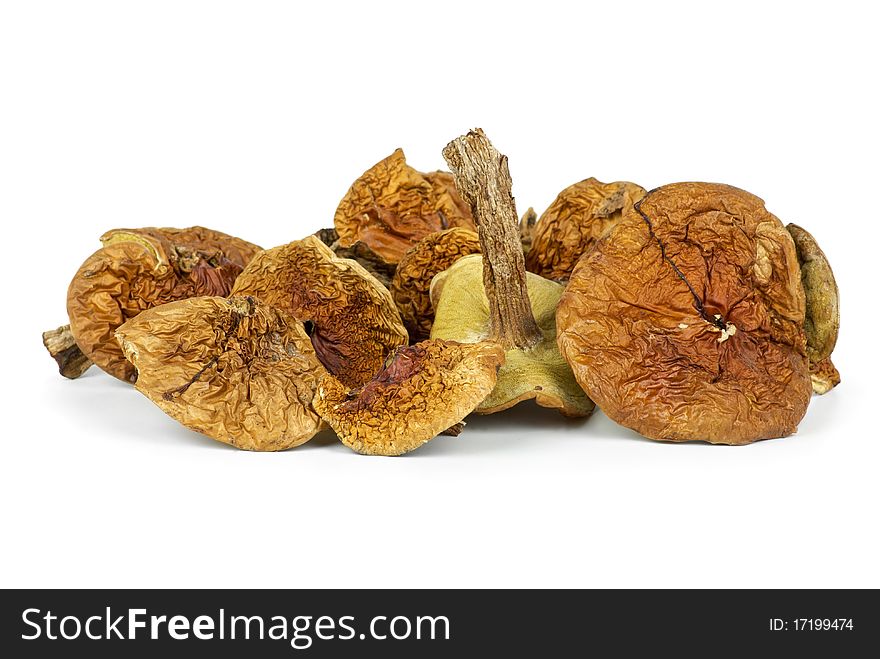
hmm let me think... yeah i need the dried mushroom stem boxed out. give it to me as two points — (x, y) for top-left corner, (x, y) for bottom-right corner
(42, 324), (92, 379)
(443, 129), (543, 350)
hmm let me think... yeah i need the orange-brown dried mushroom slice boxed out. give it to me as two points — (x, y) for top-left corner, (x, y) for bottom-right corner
(786, 223), (840, 394)
(557, 182), (813, 445)
(313, 340), (504, 456)
(525, 178), (646, 281)
(64, 227), (261, 382)
(333, 148), (476, 264)
(231, 235), (408, 388)
(391, 228), (481, 342)
(116, 296), (325, 451)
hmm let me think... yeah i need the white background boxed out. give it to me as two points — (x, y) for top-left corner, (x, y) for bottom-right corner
(1, 1), (877, 588)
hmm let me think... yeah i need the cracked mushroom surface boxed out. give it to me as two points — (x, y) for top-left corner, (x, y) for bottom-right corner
(430, 130), (593, 417)
(313, 340), (504, 456)
(333, 148), (476, 264)
(64, 226), (261, 382)
(116, 296), (326, 451)
(525, 178), (646, 281)
(557, 182), (813, 444)
(786, 223), (841, 394)
(391, 228), (482, 342)
(230, 235), (408, 388)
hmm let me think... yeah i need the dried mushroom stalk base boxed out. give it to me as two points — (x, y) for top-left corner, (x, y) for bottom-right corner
(333, 148), (476, 264)
(231, 235), (408, 388)
(313, 340), (505, 456)
(557, 183), (813, 444)
(431, 129), (593, 417)
(60, 227), (261, 382)
(116, 296), (326, 451)
(42, 324), (92, 379)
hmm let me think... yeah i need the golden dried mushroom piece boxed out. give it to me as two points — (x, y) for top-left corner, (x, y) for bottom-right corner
(786, 223), (841, 394)
(65, 227), (261, 382)
(432, 130), (593, 418)
(526, 178), (646, 281)
(333, 148), (476, 264)
(557, 182), (813, 445)
(116, 296), (325, 451)
(391, 228), (481, 342)
(231, 235), (408, 388)
(313, 340), (504, 456)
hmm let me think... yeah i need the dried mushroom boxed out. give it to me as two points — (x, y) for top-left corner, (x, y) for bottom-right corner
(519, 207), (538, 254)
(786, 223), (840, 394)
(430, 130), (593, 417)
(333, 148), (476, 264)
(391, 228), (482, 342)
(315, 227), (396, 289)
(231, 235), (408, 388)
(116, 296), (325, 451)
(557, 182), (813, 444)
(810, 358), (841, 395)
(313, 340), (504, 456)
(62, 226), (260, 382)
(42, 324), (93, 379)
(525, 178), (646, 281)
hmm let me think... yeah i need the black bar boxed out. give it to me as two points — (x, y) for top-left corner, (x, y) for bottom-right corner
(1, 589), (875, 656)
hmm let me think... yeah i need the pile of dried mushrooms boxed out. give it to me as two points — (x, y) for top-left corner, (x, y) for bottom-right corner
(43, 129), (840, 455)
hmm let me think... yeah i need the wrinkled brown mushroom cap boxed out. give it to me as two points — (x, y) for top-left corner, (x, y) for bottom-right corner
(431, 255), (593, 417)
(333, 148), (475, 263)
(391, 228), (481, 342)
(786, 223), (840, 375)
(66, 226), (261, 382)
(116, 296), (326, 451)
(313, 340), (504, 456)
(231, 235), (408, 388)
(525, 178), (646, 281)
(557, 182), (812, 444)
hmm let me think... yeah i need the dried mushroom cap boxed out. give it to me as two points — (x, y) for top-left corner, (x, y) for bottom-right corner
(786, 224), (840, 367)
(431, 256), (592, 415)
(315, 227), (396, 289)
(333, 148), (476, 264)
(557, 182), (812, 444)
(231, 235), (408, 388)
(116, 296), (325, 451)
(433, 130), (593, 417)
(313, 340), (504, 456)
(391, 228), (481, 342)
(66, 226), (261, 382)
(810, 357), (841, 395)
(525, 178), (646, 281)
